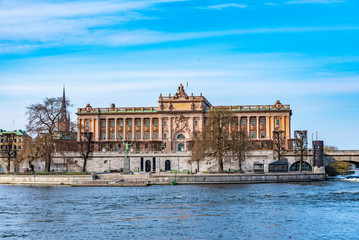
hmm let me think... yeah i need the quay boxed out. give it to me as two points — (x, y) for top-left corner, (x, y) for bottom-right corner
(0, 172), (326, 186)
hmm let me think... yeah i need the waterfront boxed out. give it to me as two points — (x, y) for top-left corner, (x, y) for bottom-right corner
(1, 181), (358, 240)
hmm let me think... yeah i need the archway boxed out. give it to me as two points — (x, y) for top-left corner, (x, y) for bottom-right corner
(325, 161), (359, 176)
(145, 160), (151, 172)
(165, 160), (171, 171)
(289, 161), (312, 172)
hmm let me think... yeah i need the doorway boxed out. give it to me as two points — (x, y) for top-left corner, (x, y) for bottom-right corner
(145, 160), (151, 172)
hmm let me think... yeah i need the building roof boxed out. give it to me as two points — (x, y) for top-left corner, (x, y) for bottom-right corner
(0, 129), (27, 136)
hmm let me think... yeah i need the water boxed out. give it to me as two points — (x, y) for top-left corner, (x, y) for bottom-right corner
(0, 181), (359, 240)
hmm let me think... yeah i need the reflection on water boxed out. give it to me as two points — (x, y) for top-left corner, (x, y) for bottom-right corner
(0, 181), (359, 239)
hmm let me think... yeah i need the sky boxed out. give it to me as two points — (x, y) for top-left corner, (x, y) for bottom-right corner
(0, 0), (358, 149)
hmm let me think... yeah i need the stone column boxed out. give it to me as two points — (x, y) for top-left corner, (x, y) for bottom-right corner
(266, 116), (270, 139)
(123, 118), (127, 140)
(256, 116), (260, 139)
(91, 118), (95, 135)
(159, 117), (163, 140)
(132, 118), (135, 140)
(271, 116), (275, 138)
(286, 115), (291, 139)
(141, 118), (144, 140)
(114, 118), (118, 140)
(105, 118), (109, 140)
(169, 117), (172, 150)
(228, 116), (232, 138)
(247, 116), (250, 136)
(150, 117), (153, 140)
(96, 118), (100, 141)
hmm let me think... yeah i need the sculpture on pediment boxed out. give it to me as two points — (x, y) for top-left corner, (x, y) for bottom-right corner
(160, 103), (165, 111)
(173, 84), (189, 100)
(272, 100), (283, 109)
(174, 114), (190, 132)
(85, 104), (93, 112)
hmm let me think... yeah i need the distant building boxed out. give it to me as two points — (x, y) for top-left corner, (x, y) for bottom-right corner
(77, 84), (292, 152)
(0, 129), (30, 151)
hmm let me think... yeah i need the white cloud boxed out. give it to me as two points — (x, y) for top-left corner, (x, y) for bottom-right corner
(201, 3), (247, 10)
(285, 0), (344, 4)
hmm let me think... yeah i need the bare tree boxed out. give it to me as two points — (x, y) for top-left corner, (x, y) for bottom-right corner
(190, 132), (206, 173)
(273, 130), (286, 161)
(26, 97), (70, 172)
(230, 129), (249, 172)
(1, 133), (16, 172)
(293, 130), (308, 172)
(78, 127), (94, 172)
(201, 109), (232, 172)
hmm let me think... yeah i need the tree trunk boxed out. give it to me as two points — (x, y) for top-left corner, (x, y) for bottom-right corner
(7, 156), (11, 172)
(83, 157), (88, 172)
(218, 156), (224, 172)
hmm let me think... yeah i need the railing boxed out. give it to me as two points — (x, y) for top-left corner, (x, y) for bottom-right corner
(78, 107), (159, 114)
(212, 105), (291, 111)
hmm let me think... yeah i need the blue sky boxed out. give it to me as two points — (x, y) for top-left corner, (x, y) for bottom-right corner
(0, 0), (358, 149)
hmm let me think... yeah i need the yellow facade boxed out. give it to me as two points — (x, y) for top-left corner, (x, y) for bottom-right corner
(77, 84), (292, 151)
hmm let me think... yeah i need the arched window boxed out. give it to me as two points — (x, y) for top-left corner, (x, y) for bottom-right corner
(177, 134), (185, 139)
(289, 161), (312, 171)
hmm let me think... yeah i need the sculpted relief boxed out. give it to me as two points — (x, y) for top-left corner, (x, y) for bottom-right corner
(174, 114), (190, 134)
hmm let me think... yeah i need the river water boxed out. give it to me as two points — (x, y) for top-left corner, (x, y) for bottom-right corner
(0, 181), (358, 240)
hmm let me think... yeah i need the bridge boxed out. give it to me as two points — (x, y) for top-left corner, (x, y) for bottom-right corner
(323, 150), (359, 168)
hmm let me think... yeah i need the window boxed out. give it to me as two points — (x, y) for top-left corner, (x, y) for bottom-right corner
(137, 120), (141, 127)
(119, 121), (123, 127)
(128, 133), (132, 139)
(145, 120), (149, 127)
(260, 119), (265, 125)
(101, 133), (106, 139)
(251, 119), (255, 125)
(195, 120), (198, 126)
(102, 121), (106, 127)
(119, 134), (123, 139)
(0, 138), (3, 143)
(261, 132), (265, 138)
(242, 119), (246, 125)
(14, 139), (16, 143)
(154, 133), (158, 139)
(251, 132), (256, 138)
(164, 120), (167, 126)
(177, 134), (185, 139)
(233, 121), (237, 126)
(162, 143), (166, 149)
(154, 120), (158, 127)
(14, 146), (16, 149)
(19, 146), (21, 149)
(110, 121), (114, 127)
(164, 133), (167, 140)
(137, 133), (141, 139)
(276, 118), (280, 125)
(146, 133), (150, 139)
(19, 139), (21, 143)
(128, 121), (132, 127)
(86, 121), (90, 127)
(110, 133), (115, 139)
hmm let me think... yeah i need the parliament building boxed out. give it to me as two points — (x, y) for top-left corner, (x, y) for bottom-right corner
(77, 84), (292, 152)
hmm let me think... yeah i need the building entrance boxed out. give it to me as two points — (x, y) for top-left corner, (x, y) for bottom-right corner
(145, 160), (151, 172)
(165, 160), (171, 171)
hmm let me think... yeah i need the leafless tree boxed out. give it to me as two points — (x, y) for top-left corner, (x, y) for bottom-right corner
(273, 130), (286, 161)
(201, 109), (232, 172)
(230, 129), (249, 172)
(1, 133), (16, 172)
(78, 126), (94, 172)
(190, 132), (206, 173)
(26, 97), (70, 172)
(293, 130), (308, 172)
